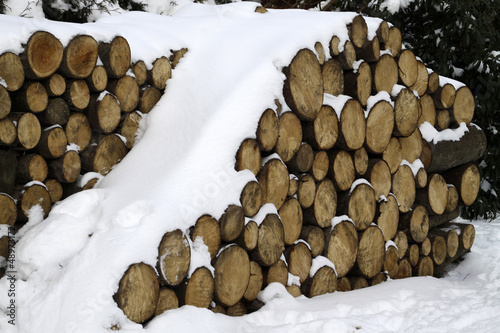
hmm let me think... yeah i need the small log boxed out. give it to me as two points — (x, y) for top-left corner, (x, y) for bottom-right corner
(446, 185), (459, 213)
(399, 128), (422, 163)
(407, 243), (419, 266)
(324, 220), (358, 277)
(443, 163), (480, 206)
(450, 86), (474, 126)
(429, 234), (447, 266)
(244, 261), (264, 302)
(414, 256), (434, 277)
(170, 48), (188, 68)
(302, 105), (339, 150)
(219, 205), (245, 242)
(365, 159), (391, 199)
(365, 99), (394, 154)
(177, 267), (214, 309)
(447, 222), (475, 251)
(303, 178), (337, 228)
(371, 272), (387, 286)
(397, 49), (418, 87)
(353, 147), (369, 177)
(380, 26), (402, 56)
(98, 36), (131, 79)
(384, 243), (399, 279)
(288, 143), (314, 174)
(420, 140), (432, 170)
(344, 61), (372, 107)
(240, 181), (262, 217)
(43, 98), (70, 126)
(36, 126), (67, 159)
(119, 111), (142, 149)
(297, 174), (316, 209)
(276, 112), (303, 162)
(414, 166), (428, 189)
(356, 225), (385, 278)
(12, 81), (48, 113)
(418, 94), (436, 126)
(0, 193), (17, 226)
(65, 112), (92, 152)
(21, 31), (63, 79)
(284, 242), (312, 284)
(80, 134), (128, 175)
(393, 87), (419, 137)
(356, 37), (380, 63)
(393, 230), (408, 259)
(235, 138), (261, 176)
(59, 35), (98, 79)
(256, 108), (279, 152)
(419, 237), (432, 257)
(338, 182), (376, 231)
(436, 109), (450, 131)
(376, 21), (390, 44)
(425, 125), (486, 173)
(349, 276), (369, 289)
(107, 75), (140, 112)
(48, 150), (81, 183)
(375, 194), (399, 241)
(264, 258), (288, 286)
(0, 86), (11, 120)
(192, 215), (220, 260)
(13, 182), (51, 221)
(131, 60), (148, 85)
(301, 265), (337, 298)
(139, 86), (162, 114)
(258, 158), (289, 210)
(337, 276), (352, 292)
(0, 118), (17, 146)
(278, 197), (303, 245)
(433, 83), (456, 109)
(251, 213), (285, 267)
(157, 229), (191, 287)
(154, 288), (179, 316)
(314, 42), (325, 65)
(399, 205), (429, 243)
(322, 59), (344, 96)
(43, 73), (66, 97)
(147, 56), (172, 90)
(395, 258), (412, 279)
(44, 179), (63, 203)
(348, 15), (368, 48)
(371, 54), (398, 94)
(0, 52), (24, 91)
(335, 40), (356, 70)
(226, 301), (247, 317)
(382, 137), (402, 174)
(210, 303), (226, 315)
(409, 60), (429, 97)
(300, 225), (324, 258)
(310, 150), (329, 182)
(428, 228), (460, 258)
(64, 80), (90, 111)
(86, 66), (108, 93)
(427, 71), (440, 94)
(16, 154), (48, 184)
(11, 112), (41, 150)
(328, 150), (355, 192)
(392, 164), (416, 213)
(283, 49), (323, 121)
(415, 173), (449, 215)
(214, 245), (250, 307)
(288, 175), (299, 197)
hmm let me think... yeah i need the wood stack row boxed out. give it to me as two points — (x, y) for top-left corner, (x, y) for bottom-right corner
(0, 31), (185, 276)
(112, 15), (484, 325)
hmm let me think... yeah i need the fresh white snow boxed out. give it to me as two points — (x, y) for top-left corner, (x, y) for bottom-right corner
(1, 3), (499, 333)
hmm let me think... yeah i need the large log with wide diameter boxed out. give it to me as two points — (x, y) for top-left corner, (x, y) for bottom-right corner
(356, 225), (385, 278)
(338, 181), (376, 231)
(157, 229), (191, 287)
(21, 31), (63, 79)
(214, 244), (250, 307)
(324, 219), (358, 277)
(251, 213), (285, 266)
(114, 263), (159, 324)
(283, 49), (323, 121)
(98, 36), (131, 79)
(59, 35), (98, 79)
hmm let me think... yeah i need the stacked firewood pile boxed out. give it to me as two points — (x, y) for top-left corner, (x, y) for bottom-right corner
(0, 31), (184, 275)
(111, 14), (485, 324)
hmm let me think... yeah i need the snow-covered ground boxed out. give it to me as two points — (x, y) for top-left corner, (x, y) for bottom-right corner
(1, 3), (499, 332)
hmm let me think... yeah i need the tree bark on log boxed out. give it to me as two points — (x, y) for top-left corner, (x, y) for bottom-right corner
(283, 49), (323, 121)
(425, 125), (486, 173)
(114, 262), (159, 324)
(157, 229), (191, 287)
(214, 245), (250, 307)
(428, 207), (461, 230)
(59, 35), (98, 79)
(21, 31), (63, 79)
(251, 213), (285, 267)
